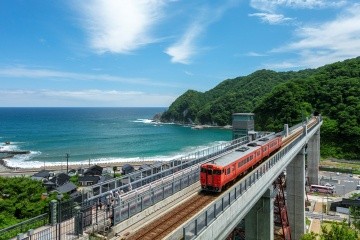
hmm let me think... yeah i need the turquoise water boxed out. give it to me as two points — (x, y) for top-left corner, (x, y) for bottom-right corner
(0, 108), (231, 168)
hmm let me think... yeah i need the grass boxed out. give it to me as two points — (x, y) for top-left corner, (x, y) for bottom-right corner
(319, 158), (360, 175)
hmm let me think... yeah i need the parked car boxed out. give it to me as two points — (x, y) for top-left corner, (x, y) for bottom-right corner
(324, 183), (335, 189)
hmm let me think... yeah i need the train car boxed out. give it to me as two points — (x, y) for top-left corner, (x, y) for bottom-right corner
(200, 134), (282, 192)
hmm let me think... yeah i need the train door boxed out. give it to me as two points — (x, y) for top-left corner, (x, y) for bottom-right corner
(206, 169), (214, 187)
(231, 165), (236, 180)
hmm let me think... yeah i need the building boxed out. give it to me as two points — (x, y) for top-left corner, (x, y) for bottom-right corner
(232, 113), (255, 140)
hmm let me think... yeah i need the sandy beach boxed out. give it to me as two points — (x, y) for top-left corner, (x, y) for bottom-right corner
(0, 158), (156, 176)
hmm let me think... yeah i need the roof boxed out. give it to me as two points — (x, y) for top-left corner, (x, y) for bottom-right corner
(98, 175), (113, 183)
(232, 113), (255, 116)
(152, 162), (162, 167)
(212, 134), (279, 167)
(214, 145), (261, 167)
(50, 173), (70, 185)
(122, 164), (134, 170)
(88, 165), (103, 171)
(139, 164), (151, 170)
(33, 170), (50, 178)
(56, 182), (77, 194)
(78, 175), (100, 182)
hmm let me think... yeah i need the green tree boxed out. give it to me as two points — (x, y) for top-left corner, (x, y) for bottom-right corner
(320, 221), (358, 240)
(301, 231), (318, 240)
(113, 166), (118, 178)
(350, 206), (360, 231)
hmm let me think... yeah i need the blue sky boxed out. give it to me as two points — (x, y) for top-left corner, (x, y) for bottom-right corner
(1, 0), (359, 107)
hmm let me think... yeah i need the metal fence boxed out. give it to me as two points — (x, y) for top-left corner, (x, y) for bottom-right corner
(113, 166), (199, 225)
(83, 136), (250, 200)
(182, 119), (321, 239)
(0, 213), (49, 240)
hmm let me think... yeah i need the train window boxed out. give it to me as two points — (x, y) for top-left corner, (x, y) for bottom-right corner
(201, 168), (207, 173)
(238, 162), (241, 167)
(214, 170), (221, 175)
(207, 170), (213, 175)
(257, 151), (260, 156)
(227, 168), (230, 174)
(250, 155), (253, 160)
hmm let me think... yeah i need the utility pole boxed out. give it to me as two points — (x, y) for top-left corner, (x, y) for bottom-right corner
(66, 153), (70, 174)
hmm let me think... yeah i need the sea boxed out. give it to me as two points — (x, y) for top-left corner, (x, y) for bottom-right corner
(0, 108), (232, 168)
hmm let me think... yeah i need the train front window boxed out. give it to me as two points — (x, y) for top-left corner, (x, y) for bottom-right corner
(207, 169), (213, 175)
(201, 168), (207, 173)
(213, 170), (221, 175)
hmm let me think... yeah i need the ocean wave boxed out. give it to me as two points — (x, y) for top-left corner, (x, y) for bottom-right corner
(4, 155), (177, 169)
(132, 118), (155, 124)
(3, 140), (230, 169)
(0, 143), (19, 152)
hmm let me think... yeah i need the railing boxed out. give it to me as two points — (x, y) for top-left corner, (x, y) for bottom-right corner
(0, 213), (49, 240)
(113, 165), (199, 225)
(84, 137), (248, 204)
(84, 136), (250, 201)
(182, 118), (321, 239)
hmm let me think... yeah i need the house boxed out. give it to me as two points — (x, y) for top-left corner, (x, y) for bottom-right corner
(139, 164), (152, 177)
(98, 175), (113, 184)
(43, 179), (57, 191)
(55, 182), (77, 195)
(78, 175), (100, 186)
(84, 165), (103, 176)
(122, 164), (134, 175)
(50, 172), (70, 186)
(68, 169), (77, 177)
(31, 169), (55, 181)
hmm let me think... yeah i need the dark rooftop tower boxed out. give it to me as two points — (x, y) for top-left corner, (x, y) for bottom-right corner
(232, 113), (254, 140)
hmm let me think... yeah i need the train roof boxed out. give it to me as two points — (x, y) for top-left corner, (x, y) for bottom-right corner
(251, 134), (279, 146)
(213, 145), (261, 167)
(209, 134), (280, 167)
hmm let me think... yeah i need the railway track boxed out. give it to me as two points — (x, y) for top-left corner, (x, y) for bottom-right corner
(125, 192), (219, 240)
(121, 117), (320, 240)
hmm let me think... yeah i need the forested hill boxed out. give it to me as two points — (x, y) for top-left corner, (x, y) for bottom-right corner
(161, 69), (315, 125)
(160, 57), (360, 159)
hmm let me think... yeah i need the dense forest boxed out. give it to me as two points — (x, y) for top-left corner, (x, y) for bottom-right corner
(160, 57), (360, 159)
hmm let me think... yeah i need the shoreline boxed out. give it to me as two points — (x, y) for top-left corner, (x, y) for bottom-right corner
(0, 157), (155, 175)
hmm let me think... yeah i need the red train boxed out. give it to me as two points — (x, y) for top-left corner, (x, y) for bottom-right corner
(200, 134), (283, 192)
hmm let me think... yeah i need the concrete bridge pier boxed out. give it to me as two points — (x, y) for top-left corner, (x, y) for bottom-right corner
(287, 147), (305, 240)
(307, 129), (320, 185)
(245, 188), (274, 240)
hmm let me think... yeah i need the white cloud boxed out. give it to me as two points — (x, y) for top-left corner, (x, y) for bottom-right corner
(165, 23), (202, 64)
(0, 67), (176, 87)
(165, 1), (237, 64)
(0, 89), (176, 107)
(250, 0), (347, 12)
(246, 51), (268, 57)
(272, 3), (360, 68)
(75, 0), (165, 54)
(249, 13), (293, 24)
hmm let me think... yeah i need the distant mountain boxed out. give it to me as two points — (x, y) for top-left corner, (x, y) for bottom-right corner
(161, 57), (360, 159)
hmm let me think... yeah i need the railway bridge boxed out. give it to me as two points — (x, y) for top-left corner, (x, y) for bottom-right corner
(9, 117), (322, 240)
(108, 117), (322, 240)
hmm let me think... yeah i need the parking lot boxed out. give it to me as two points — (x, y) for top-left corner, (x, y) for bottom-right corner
(318, 171), (360, 196)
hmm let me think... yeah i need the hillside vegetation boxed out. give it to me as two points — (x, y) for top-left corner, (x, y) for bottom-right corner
(160, 57), (360, 159)
(0, 176), (55, 229)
